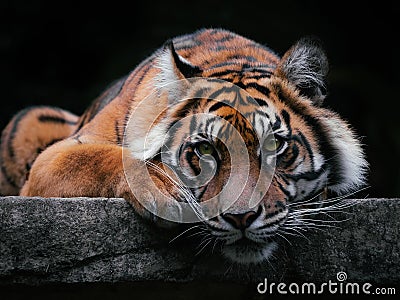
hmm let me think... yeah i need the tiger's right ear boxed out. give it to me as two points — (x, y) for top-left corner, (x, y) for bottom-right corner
(156, 40), (202, 87)
(275, 37), (329, 106)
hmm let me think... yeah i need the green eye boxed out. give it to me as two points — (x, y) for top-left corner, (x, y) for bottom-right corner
(263, 136), (282, 152)
(196, 142), (215, 156)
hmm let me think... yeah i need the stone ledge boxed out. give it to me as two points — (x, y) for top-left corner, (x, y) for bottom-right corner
(0, 197), (399, 288)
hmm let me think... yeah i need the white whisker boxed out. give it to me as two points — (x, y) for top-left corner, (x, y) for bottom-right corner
(289, 186), (369, 208)
(145, 160), (207, 222)
(275, 232), (292, 246)
(169, 225), (205, 244)
(195, 237), (214, 256)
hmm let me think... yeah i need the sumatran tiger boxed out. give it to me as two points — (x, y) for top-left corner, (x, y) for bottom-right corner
(0, 29), (367, 263)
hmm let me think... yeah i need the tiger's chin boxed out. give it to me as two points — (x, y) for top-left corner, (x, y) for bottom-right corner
(221, 239), (278, 264)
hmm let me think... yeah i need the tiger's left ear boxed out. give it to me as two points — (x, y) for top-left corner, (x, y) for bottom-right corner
(155, 40), (202, 106)
(156, 40), (202, 86)
(128, 42), (202, 161)
(275, 38), (329, 106)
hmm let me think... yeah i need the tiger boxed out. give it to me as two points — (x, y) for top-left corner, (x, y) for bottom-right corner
(0, 28), (368, 264)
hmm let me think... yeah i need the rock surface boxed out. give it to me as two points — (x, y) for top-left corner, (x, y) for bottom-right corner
(0, 197), (399, 291)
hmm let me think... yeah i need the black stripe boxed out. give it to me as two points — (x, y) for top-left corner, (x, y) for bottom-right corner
(279, 144), (299, 168)
(246, 73), (273, 80)
(168, 40), (202, 78)
(115, 120), (122, 146)
(294, 132), (315, 170)
(234, 89), (250, 106)
(193, 184), (208, 201)
(220, 114), (235, 121)
(207, 85), (238, 100)
(73, 134), (83, 144)
(208, 101), (231, 112)
(1, 164), (17, 188)
(126, 59), (153, 99)
(243, 66), (275, 73)
(7, 108), (32, 159)
(277, 85), (343, 185)
(226, 54), (258, 62)
(208, 29), (221, 36)
(186, 151), (201, 176)
(193, 87), (211, 98)
(277, 180), (292, 198)
(38, 115), (77, 125)
(278, 173), (290, 185)
(173, 39), (202, 51)
(74, 114), (89, 133)
(285, 166), (326, 181)
(254, 98), (268, 107)
(172, 98), (201, 119)
(35, 138), (62, 155)
(207, 69), (239, 78)
(209, 61), (238, 70)
(164, 120), (183, 151)
(235, 82), (270, 103)
(277, 89), (340, 185)
(210, 44), (255, 52)
(211, 46), (232, 51)
(272, 115), (281, 131)
(280, 109), (292, 137)
(244, 82), (271, 97)
(215, 35), (235, 43)
(288, 157), (305, 173)
(250, 109), (269, 119)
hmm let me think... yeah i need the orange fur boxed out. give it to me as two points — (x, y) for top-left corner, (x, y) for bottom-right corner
(0, 29), (366, 240)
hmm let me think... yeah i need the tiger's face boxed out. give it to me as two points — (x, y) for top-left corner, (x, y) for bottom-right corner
(155, 79), (331, 264)
(126, 36), (367, 264)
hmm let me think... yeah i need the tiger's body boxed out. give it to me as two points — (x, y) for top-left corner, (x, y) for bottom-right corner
(0, 29), (367, 263)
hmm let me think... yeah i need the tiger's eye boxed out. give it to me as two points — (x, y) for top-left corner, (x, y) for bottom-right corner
(197, 142), (215, 156)
(263, 137), (281, 152)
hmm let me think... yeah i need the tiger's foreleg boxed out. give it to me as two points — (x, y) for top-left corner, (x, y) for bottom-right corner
(20, 139), (179, 226)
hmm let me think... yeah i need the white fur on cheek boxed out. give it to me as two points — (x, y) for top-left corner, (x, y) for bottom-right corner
(129, 122), (169, 161)
(128, 47), (185, 161)
(323, 118), (368, 194)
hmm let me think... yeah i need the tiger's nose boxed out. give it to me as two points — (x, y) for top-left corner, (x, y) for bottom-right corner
(222, 208), (261, 230)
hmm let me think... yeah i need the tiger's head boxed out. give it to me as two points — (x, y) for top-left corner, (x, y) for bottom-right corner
(125, 34), (368, 264)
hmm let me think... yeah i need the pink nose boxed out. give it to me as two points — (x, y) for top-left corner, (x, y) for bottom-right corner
(222, 209), (260, 230)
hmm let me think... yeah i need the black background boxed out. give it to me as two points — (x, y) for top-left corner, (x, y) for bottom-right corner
(1, 1), (399, 299)
(1, 0), (398, 198)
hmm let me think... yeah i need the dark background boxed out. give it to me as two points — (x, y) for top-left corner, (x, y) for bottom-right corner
(1, 0), (398, 197)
